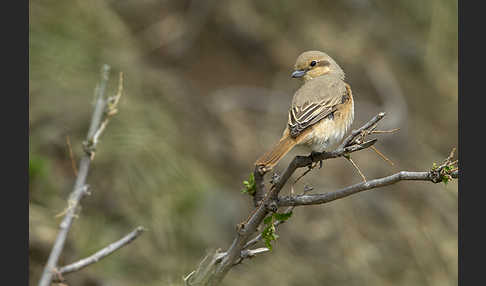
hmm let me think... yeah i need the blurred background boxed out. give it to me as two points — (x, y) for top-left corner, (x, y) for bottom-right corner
(29, 0), (458, 285)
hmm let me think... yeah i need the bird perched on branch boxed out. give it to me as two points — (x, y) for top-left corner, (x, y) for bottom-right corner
(255, 50), (354, 171)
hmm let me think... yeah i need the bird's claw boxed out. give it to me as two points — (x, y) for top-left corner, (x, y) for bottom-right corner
(309, 151), (324, 169)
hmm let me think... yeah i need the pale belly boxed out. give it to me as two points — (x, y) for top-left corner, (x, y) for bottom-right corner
(299, 105), (354, 152)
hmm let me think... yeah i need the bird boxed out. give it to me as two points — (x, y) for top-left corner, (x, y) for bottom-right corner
(255, 50), (354, 171)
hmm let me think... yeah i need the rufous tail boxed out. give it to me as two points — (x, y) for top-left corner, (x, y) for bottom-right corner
(255, 135), (299, 171)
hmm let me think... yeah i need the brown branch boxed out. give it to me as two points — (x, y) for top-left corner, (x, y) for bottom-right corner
(241, 205), (296, 251)
(65, 135), (78, 176)
(252, 165), (266, 206)
(370, 145), (395, 166)
(344, 155), (367, 182)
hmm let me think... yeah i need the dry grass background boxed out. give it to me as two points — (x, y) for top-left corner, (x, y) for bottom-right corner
(29, 0), (458, 285)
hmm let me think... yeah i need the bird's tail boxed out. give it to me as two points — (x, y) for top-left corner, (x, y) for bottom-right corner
(255, 135), (299, 171)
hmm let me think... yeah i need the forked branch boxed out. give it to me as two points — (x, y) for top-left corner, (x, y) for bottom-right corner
(52, 227), (146, 283)
(186, 112), (459, 286)
(38, 66), (143, 286)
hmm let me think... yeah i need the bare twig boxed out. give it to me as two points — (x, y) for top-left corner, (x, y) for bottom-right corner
(38, 65), (125, 286)
(54, 227), (145, 277)
(65, 135), (78, 176)
(341, 112), (386, 147)
(277, 170), (459, 207)
(446, 147), (456, 163)
(345, 156), (367, 182)
(213, 247), (270, 265)
(371, 128), (400, 134)
(370, 145), (395, 166)
(89, 72), (124, 159)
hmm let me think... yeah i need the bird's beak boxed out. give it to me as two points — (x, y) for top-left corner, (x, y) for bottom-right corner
(291, 70), (306, 78)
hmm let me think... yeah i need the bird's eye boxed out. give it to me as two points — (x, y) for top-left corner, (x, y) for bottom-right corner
(310, 60), (317, 67)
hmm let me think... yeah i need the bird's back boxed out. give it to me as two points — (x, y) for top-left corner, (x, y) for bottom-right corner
(292, 75), (347, 109)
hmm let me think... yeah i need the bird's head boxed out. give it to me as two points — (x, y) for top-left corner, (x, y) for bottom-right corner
(291, 50), (345, 82)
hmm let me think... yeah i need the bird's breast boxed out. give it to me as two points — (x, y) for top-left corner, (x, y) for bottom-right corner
(301, 94), (354, 152)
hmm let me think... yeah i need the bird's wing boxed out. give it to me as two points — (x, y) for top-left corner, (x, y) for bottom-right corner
(287, 99), (338, 138)
(287, 77), (347, 138)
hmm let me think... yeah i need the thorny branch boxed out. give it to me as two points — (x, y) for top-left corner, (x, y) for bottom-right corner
(38, 66), (143, 286)
(186, 112), (459, 286)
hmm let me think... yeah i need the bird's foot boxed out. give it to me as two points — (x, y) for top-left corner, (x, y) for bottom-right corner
(310, 151), (324, 169)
